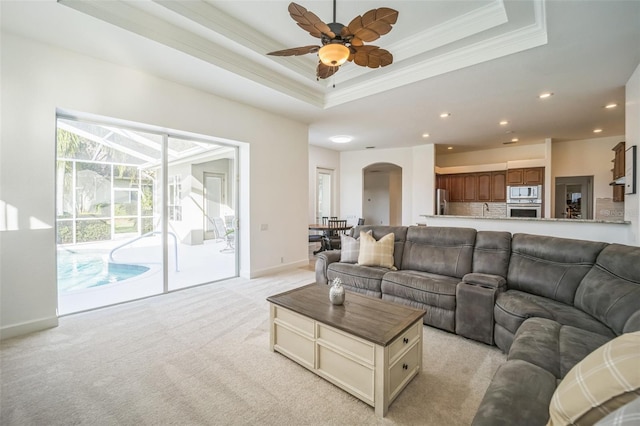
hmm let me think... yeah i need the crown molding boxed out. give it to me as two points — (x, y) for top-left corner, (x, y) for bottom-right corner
(59, 0), (326, 107)
(59, 0), (547, 111)
(325, 1), (547, 108)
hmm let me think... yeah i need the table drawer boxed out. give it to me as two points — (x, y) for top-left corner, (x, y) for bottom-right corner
(388, 321), (421, 361)
(389, 342), (420, 400)
(317, 323), (374, 364)
(273, 323), (314, 369)
(273, 306), (314, 337)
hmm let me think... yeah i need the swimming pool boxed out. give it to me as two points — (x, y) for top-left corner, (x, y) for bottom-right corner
(57, 250), (150, 292)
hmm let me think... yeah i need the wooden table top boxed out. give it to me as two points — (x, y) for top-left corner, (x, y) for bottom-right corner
(267, 283), (426, 346)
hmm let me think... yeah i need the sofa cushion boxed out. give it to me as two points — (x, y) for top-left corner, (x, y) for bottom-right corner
(339, 234), (360, 263)
(495, 290), (615, 338)
(507, 234), (606, 305)
(472, 231), (512, 278)
(326, 262), (388, 298)
(548, 332), (640, 426)
(574, 244), (640, 335)
(472, 359), (557, 426)
(381, 270), (459, 332)
(508, 318), (611, 379)
(401, 226), (476, 278)
(358, 231), (396, 269)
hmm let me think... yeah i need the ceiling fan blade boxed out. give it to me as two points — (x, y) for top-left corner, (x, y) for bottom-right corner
(288, 2), (335, 39)
(346, 7), (398, 43)
(351, 46), (393, 68)
(267, 45), (320, 56)
(316, 62), (339, 80)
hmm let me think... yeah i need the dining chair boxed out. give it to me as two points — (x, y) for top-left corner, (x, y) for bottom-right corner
(357, 218), (365, 225)
(327, 219), (348, 250)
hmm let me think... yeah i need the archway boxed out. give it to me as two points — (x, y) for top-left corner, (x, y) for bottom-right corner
(362, 163), (402, 226)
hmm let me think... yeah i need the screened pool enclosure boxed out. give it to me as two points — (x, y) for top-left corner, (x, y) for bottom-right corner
(56, 116), (238, 314)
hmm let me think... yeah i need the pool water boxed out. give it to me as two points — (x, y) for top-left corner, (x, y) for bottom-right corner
(57, 250), (150, 292)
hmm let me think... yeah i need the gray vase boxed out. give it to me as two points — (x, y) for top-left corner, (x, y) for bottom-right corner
(329, 278), (345, 305)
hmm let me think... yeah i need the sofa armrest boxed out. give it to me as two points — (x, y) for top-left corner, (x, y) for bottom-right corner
(462, 272), (506, 289)
(472, 360), (556, 426)
(315, 251), (342, 285)
(456, 273), (506, 345)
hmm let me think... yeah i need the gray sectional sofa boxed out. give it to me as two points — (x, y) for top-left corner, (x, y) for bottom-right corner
(315, 225), (640, 425)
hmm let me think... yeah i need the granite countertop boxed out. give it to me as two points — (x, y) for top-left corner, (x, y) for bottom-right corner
(419, 214), (630, 224)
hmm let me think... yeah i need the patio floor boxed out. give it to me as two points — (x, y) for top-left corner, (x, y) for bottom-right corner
(58, 236), (236, 315)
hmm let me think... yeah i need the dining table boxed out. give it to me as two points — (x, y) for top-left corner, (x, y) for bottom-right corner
(308, 222), (353, 254)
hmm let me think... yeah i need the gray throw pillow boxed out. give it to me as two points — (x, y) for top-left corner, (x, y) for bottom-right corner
(340, 230), (371, 263)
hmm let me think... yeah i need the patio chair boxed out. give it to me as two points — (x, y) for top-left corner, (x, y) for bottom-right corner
(213, 217), (234, 252)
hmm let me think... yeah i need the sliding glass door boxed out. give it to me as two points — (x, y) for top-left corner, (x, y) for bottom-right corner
(56, 116), (238, 314)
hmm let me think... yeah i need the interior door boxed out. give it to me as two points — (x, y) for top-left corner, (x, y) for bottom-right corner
(204, 172), (225, 240)
(554, 176), (593, 219)
(316, 168), (333, 222)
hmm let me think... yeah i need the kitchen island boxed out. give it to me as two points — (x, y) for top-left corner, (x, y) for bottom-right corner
(419, 215), (632, 245)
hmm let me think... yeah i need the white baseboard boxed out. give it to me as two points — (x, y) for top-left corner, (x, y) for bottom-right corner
(248, 259), (310, 279)
(0, 316), (58, 341)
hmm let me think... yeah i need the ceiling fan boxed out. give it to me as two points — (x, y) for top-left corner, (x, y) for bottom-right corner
(267, 1), (399, 80)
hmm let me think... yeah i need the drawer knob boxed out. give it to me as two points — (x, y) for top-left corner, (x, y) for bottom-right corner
(402, 363), (408, 370)
(403, 337), (409, 344)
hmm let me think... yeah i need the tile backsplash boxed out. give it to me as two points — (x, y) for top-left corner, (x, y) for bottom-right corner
(448, 202), (507, 218)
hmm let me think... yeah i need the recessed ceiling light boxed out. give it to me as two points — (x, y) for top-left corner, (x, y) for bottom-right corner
(422, 133), (430, 138)
(511, 138), (519, 142)
(330, 135), (353, 143)
(539, 92), (553, 99)
(440, 113), (451, 118)
(593, 128), (603, 133)
(604, 103), (617, 109)
(447, 146), (453, 150)
(499, 120), (509, 126)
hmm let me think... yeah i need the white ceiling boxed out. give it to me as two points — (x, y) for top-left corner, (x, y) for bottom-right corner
(2, 0), (639, 153)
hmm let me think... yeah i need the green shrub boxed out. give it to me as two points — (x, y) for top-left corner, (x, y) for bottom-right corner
(76, 220), (110, 242)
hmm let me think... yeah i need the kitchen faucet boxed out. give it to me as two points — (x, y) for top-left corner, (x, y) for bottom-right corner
(483, 203), (489, 216)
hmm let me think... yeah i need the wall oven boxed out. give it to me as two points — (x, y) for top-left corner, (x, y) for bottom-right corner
(507, 204), (542, 218)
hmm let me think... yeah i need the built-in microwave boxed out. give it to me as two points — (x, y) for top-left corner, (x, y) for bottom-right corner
(507, 185), (542, 203)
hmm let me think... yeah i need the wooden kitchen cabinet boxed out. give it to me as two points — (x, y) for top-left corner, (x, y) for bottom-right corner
(612, 141), (625, 202)
(438, 171), (506, 202)
(506, 167), (544, 185)
(463, 174), (477, 201)
(449, 174), (464, 202)
(436, 174), (449, 192)
(491, 171), (507, 202)
(477, 173), (491, 201)
(613, 142), (625, 179)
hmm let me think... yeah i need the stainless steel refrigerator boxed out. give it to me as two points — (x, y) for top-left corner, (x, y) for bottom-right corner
(436, 189), (449, 215)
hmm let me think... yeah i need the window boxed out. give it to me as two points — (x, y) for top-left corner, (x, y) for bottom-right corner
(168, 175), (182, 221)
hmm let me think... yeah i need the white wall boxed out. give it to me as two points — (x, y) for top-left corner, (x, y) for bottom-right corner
(363, 171), (390, 225)
(551, 135), (625, 218)
(0, 34), (309, 339)
(340, 145), (435, 225)
(436, 143), (547, 167)
(626, 63), (640, 244)
(308, 145), (340, 223)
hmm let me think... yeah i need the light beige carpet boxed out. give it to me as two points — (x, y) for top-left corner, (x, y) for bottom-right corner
(1, 266), (505, 425)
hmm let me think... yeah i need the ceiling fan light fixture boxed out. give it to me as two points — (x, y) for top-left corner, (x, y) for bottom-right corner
(318, 43), (350, 66)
